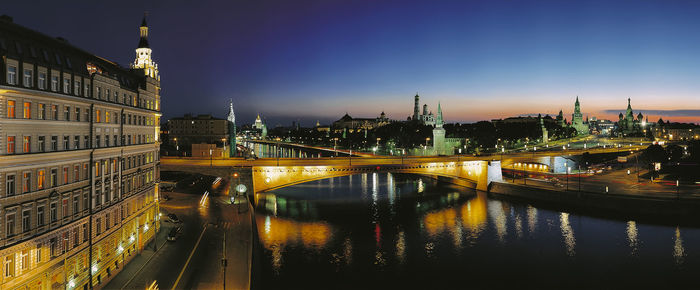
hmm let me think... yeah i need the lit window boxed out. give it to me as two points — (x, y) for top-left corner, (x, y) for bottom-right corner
(38, 103), (45, 119)
(7, 100), (15, 118)
(96, 110), (101, 123)
(37, 170), (45, 190)
(23, 102), (30, 119)
(23, 136), (30, 153)
(23, 172), (31, 193)
(7, 136), (15, 154)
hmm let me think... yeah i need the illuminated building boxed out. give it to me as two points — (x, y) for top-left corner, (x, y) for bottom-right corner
(0, 15), (160, 289)
(410, 94), (435, 126)
(332, 111), (390, 132)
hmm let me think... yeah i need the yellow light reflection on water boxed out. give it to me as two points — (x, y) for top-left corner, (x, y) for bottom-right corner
(673, 227), (686, 265)
(626, 221), (638, 256)
(560, 212), (576, 256)
(255, 214), (333, 252)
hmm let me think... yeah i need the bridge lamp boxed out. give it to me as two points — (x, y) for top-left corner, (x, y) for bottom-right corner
(233, 172), (239, 178)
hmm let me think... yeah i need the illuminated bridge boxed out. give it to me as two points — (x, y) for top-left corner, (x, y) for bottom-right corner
(161, 156), (504, 199)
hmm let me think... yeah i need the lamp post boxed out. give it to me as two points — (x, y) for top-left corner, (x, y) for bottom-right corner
(565, 161), (569, 191)
(221, 138), (227, 157)
(209, 148), (213, 167)
(349, 149), (352, 166)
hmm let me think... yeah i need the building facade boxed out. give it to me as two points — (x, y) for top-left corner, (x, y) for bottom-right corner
(167, 114), (228, 151)
(410, 94), (435, 126)
(332, 112), (390, 132)
(0, 15), (161, 289)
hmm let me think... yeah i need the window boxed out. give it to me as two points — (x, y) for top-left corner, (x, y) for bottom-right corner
(96, 87), (101, 99)
(38, 136), (45, 152)
(82, 224), (88, 242)
(20, 250), (28, 271)
(96, 217), (101, 235)
(75, 107), (80, 121)
(63, 136), (69, 150)
(38, 103), (45, 119)
(7, 100), (15, 118)
(50, 169), (57, 187)
(83, 194), (88, 212)
(22, 102), (30, 119)
(7, 65), (18, 85)
(37, 170), (45, 190)
(74, 136), (80, 149)
(73, 227), (79, 246)
(95, 162), (100, 176)
(84, 135), (89, 149)
(63, 78), (70, 94)
(5, 175), (15, 196)
(37, 206), (44, 226)
(4, 255), (14, 278)
(50, 203), (57, 222)
(105, 135), (110, 147)
(95, 135), (101, 148)
(114, 135), (118, 146)
(105, 213), (110, 230)
(36, 244), (42, 264)
(84, 83), (89, 97)
(23, 136), (30, 153)
(22, 172), (30, 193)
(22, 210), (30, 232)
(51, 76), (58, 91)
(74, 165), (79, 181)
(51, 105), (58, 120)
(23, 69), (33, 87)
(38, 71), (46, 89)
(7, 136), (15, 154)
(73, 196), (79, 214)
(62, 199), (68, 218)
(63, 167), (68, 184)
(64, 106), (70, 121)
(96, 110), (101, 123)
(113, 91), (118, 102)
(105, 111), (110, 123)
(51, 136), (57, 151)
(83, 164), (88, 180)
(84, 109), (89, 122)
(6, 214), (15, 237)
(75, 80), (81, 96)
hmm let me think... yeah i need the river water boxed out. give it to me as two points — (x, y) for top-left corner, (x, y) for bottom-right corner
(251, 173), (700, 289)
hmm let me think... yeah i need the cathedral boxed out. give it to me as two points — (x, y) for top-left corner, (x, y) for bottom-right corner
(617, 98), (646, 135)
(411, 94), (436, 126)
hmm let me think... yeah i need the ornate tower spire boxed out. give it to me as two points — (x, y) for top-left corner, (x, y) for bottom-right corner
(413, 93), (420, 121)
(227, 99), (237, 157)
(132, 13), (159, 80)
(436, 102), (444, 128)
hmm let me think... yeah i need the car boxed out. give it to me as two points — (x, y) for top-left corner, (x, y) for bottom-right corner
(167, 226), (182, 241)
(167, 214), (182, 223)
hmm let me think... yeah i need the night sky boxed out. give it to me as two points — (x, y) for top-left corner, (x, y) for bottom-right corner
(4, 0), (700, 126)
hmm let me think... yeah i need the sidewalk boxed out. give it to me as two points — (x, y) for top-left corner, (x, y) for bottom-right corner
(104, 223), (171, 289)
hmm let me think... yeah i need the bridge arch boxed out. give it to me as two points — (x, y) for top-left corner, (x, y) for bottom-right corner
(251, 160), (503, 193)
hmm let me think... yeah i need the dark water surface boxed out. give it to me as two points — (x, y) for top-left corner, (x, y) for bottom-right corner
(251, 173), (700, 289)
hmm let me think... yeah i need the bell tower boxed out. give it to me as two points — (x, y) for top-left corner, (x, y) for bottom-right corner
(132, 14), (159, 80)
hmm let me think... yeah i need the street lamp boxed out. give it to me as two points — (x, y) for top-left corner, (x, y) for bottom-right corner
(209, 148), (213, 167)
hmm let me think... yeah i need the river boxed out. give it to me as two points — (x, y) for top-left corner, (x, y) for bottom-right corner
(251, 173), (700, 289)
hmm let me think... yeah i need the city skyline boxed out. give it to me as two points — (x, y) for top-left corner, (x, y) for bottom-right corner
(4, 0), (700, 126)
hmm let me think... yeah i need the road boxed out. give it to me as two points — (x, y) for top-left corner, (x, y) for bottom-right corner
(161, 144), (643, 168)
(106, 178), (253, 290)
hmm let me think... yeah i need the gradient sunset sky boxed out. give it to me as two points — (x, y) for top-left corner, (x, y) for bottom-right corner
(5, 0), (700, 125)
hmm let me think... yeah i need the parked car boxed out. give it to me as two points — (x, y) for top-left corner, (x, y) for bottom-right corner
(167, 214), (182, 223)
(167, 226), (182, 241)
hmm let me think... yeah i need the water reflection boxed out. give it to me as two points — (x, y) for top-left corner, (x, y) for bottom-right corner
(560, 212), (576, 256)
(673, 227), (686, 266)
(255, 173), (700, 289)
(626, 221), (639, 256)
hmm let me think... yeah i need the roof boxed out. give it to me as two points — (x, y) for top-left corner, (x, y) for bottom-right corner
(0, 14), (146, 91)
